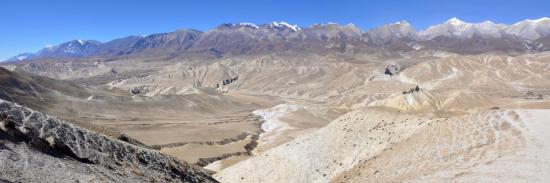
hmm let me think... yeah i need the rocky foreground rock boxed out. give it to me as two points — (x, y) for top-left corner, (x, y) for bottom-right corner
(0, 99), (217, 183)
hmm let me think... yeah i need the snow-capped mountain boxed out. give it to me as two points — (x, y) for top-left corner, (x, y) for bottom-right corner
(215, 21), (301, 32)
(33, 40), (103, 59)
(237, 23), (260, 29)
(265, 21), (301, 32)
(419, 17), (550, 41)
(367, 21), (417, 45)
(5, 53), (35, 62)
(190, 21), (308, 57)
(419, 18), (507, 39)
(6, 18), (550, 62)
(505, 17), (550, 40)
(215, 23), (259, 30)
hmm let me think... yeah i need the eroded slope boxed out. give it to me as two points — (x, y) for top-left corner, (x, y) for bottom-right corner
(0, 100), (217, 182)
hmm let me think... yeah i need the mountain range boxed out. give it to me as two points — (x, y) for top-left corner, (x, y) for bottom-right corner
(3, 15), (550, 183)
(7, 17), (550, 61)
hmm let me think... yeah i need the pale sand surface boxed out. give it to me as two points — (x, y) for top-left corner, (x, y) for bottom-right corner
(215, 108), (550, 182)
(7, 53), (550, 179)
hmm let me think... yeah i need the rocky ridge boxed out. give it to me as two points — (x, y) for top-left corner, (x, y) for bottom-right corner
(0, 99), (217, 183)
(7, 17), (550, 62)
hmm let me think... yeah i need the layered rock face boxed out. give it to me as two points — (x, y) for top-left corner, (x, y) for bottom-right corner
(0, 100), (217, 183)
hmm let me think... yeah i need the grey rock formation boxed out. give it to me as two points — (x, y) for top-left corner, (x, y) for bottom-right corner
(304, 23), (367, 52)
(91, 35), (144, 57)
(131, 87), (141, 95)
(34, 40), (103, 59)
(417, 33), (534, 54)
(367, 21), (417, 45)
(112, 29), (202, 57)
(0, 100), (217, 183)
(402, 85), (421, 94)
(384, 65), (400, 76)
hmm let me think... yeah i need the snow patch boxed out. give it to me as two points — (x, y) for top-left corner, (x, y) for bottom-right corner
(521, 17), (550, 25)
(238, 22), (259, 29)
(269, 21), (301, 32)
(447, 17), (466, 26)
(394, 20), (410, 26)
(16, 55), (27, 60)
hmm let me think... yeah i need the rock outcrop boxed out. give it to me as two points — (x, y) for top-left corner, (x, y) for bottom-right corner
(0, 100), (217, 183)
(384, 65), (400, 76)
(402, 85), (421, 94)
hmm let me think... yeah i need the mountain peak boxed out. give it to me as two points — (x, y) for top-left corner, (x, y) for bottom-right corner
(309, 22), (362, 34)
(394, 20), (411, 26)
(507, 17), (550, 39)
(5, 53), (35, 62)
(528, 17), (550, 24)
(238, 22), (260, 29)
(514, 17), (550, 26)
(310, 22), (340, 28)
(215, 23), (258, 30)
(446, 17), (467, 26)
(268, 21), (301, 32)
(67, 39), (100, 45)
(367, 21), (417, 45)
(420, 18), (508, 39)
(7, 19), (550, 61)
(480, 20), (496, 25)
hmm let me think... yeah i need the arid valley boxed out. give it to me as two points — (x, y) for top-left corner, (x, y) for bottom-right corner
(1, 4), (550, 182)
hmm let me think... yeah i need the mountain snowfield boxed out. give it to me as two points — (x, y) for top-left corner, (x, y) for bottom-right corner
(420, 17), (550, 39)
(419, 18), (507, 39)
(6, 17), (550, 62)
(506, 17), (550, 39)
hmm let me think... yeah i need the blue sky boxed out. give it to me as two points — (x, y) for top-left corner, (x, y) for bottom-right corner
(1, 0), (549, 60)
